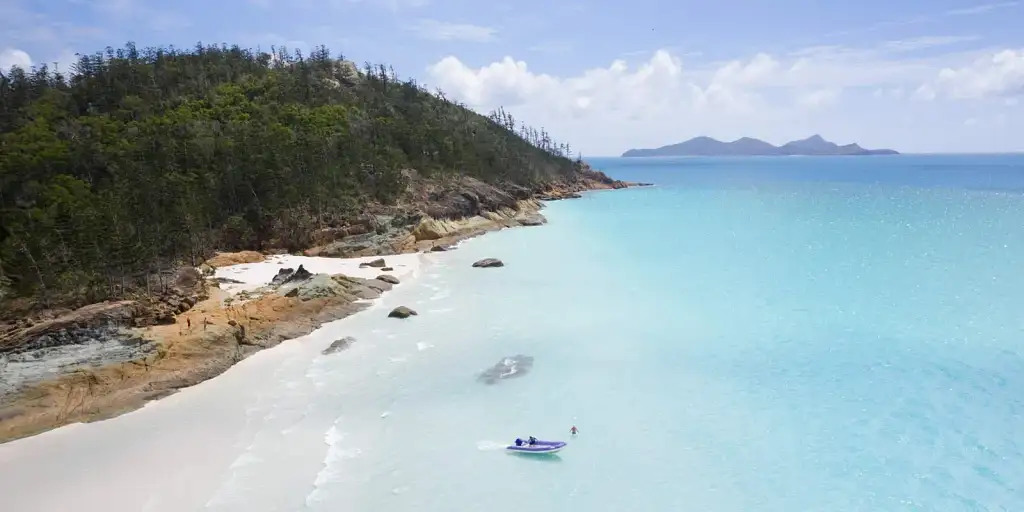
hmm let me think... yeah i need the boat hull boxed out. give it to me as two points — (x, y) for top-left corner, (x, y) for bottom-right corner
(505, 440), (566, 454)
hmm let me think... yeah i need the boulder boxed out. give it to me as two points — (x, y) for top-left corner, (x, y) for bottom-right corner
(322, 336), (356, 355)
(472, 258), (504, 268)
(377, 275), (400, 285)
(359, 258), (387, 268)
(429, 244), (448, 252)
(388, 306), (417, 319)
(381, 266), (394, 271)
(517, 214), (547, 226)
(270, 265), (313, 286)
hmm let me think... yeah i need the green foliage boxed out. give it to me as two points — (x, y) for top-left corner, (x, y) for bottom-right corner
(0, 43), (580, 306)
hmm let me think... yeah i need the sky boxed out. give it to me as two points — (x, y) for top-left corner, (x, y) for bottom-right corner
(1, 0), (1023, 155)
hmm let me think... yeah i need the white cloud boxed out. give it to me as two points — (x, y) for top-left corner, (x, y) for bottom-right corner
(424, 46), (1024, 154)
(797, 88), (842, 108)
(410, 20), (497, 42)
(0, 48), (32, 71)
(926, 49), (1024, 99)
(946, 1), (1019, 15)
(882, 35), (981, 52)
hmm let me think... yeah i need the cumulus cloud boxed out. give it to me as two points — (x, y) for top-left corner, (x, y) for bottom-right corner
(0, 48), (32, 71)
(926, 49), (1024, 99)
(423, 46), (1024, 154)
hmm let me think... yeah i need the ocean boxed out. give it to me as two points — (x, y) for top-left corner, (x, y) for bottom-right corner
(3, 154), (1024, 511)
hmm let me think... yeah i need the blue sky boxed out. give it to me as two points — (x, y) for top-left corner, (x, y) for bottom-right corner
(2, 0), (1023, 154)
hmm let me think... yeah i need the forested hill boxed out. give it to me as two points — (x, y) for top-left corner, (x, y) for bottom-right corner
(0, 43), (608, 308)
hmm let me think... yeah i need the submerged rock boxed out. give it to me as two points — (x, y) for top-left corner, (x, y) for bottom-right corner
(388, 306), (417, 319)
(472, 258), (504, 268)
(322, 336), (356, 355)
(477, 354), (534, 385)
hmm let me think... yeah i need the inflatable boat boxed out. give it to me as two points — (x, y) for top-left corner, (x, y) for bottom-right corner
(506, 439), (566, 454)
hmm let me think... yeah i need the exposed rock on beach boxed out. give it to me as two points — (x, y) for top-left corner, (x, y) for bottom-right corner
(388, 306), (417, 319)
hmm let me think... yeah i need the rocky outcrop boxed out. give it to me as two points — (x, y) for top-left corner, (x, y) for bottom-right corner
(478, 355), (534, 384)
(388, 306), (417, 319)
(472, 258), (504, 268)
(302, 170), (620, 259)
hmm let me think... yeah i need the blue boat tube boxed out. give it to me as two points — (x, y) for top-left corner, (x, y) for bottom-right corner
(506, 439), (567, 454)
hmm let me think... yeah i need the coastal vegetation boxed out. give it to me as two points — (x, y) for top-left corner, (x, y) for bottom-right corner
(0, 42), (587, 311)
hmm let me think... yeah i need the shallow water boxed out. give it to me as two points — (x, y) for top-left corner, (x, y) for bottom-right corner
(3, 154), (1024, 511)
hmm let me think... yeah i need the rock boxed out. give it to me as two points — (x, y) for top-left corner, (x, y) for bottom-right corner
(472, 258), (504, 268)
(283, 274), (349, 301)
(430, 244), (447, 252)
(271, 268), (294, 286)
(477, 354), (534, 385)
(359, 258), (386, 268)
(270, 264), (313, 286)
(377, 275), (400, 285)
(322, 336), (356, 355)
(517, 214), (547, 226)
(388, 306), (417, 319)
(381, 266), (394, 271)
(330, 275), (385, 299)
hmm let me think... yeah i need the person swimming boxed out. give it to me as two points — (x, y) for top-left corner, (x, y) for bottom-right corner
(570, 426), (579, 435)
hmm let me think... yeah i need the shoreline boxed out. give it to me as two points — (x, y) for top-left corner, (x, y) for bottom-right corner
(0, 177), (649, 444)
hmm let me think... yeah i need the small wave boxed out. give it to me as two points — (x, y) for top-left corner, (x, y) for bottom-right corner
(477, 440), (508, 451)
(428, 290), (451, 301)
(416, 342), (434, 351)
(388, 355), (408, 363)
(427, 308), (454, 314)
(306, 420), (362, 506)
(229, 451), (263, 470)
(381, 411), (391, 418)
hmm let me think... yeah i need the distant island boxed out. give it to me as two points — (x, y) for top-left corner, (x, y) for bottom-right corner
(622, 135), (899, 157)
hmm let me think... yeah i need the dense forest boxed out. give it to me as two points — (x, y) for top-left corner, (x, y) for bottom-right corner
(0, 43), (583, 308)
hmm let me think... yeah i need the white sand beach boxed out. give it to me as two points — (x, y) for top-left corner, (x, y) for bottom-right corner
(0, 252), (429, 512)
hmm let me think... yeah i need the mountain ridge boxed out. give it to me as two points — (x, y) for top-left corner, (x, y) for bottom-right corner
(622, 135), (899, 157)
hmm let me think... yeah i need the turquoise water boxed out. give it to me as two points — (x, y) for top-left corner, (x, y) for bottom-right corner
(288, 154), (1024, 511)
(6, 155), (1024, 511)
